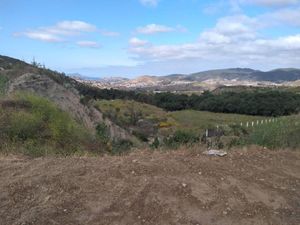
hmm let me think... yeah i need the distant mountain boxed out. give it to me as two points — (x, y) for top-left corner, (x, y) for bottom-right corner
(184, 68), (258, 82)
(72, 67), (300, 92)
(252, 69), (300, 82)
(169, 68), (300, 83)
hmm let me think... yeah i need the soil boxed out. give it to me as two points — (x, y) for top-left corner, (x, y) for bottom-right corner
(0, 147), (299, 225)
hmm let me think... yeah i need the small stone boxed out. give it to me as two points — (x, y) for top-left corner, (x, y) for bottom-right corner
(63, 209), (67, 212)
(223, 211), (228, 215)
(198, 172), (202, 175)
(182, 183), (187, 188)
(132, 159), (138, 163)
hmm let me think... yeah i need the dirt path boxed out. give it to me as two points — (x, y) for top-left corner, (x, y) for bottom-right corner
(0, 147), (299, 225)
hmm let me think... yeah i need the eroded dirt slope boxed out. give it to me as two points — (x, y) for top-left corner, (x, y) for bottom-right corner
(0, 148), (299, 225)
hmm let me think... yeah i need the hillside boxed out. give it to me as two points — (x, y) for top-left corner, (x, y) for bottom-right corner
(0, 55), (138, 156)
(1, 55), (299, 153)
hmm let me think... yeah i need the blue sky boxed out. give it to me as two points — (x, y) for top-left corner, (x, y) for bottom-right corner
(1, 0), (300, 77)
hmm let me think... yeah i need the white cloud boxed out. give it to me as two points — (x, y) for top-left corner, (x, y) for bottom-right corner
(21, 32), (63, 42)
(52, 21), (97, 34)
(99, 30), (120, 37)
(136, 24), (177, 34)
(140, 0), (160, 7)
(128, 14), (300, 69)
(129, 37), (149, 47)
(16, 20), (119, 43)
(76, 41), (101, 48)
(268, 7), (300, 26)
(241, 0), (299, 7)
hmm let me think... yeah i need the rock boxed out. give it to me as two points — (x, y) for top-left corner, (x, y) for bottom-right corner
(182, 183), (187, 188)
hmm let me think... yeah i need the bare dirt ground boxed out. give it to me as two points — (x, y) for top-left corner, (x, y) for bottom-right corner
(0, 147), (299, 225)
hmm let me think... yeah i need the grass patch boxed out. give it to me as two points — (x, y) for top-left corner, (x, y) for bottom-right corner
(239, 115), (300, 149)
(169, 110), (267, 133)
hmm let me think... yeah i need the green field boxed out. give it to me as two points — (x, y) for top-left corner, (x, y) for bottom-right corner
(169, 110), (268, 132)
(95, 99), (268, 133)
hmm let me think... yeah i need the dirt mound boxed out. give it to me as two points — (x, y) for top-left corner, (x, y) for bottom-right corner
(0, 148), (299, 225)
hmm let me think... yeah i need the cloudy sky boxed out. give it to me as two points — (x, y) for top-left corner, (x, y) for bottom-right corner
(1, 0), (300, 77)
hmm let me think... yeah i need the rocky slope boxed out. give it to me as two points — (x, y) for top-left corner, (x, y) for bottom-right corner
(0, 55), (134, 141)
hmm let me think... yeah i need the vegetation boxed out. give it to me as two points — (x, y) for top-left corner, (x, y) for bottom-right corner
(164, 130), (200, 149)
(0, 93), (107, 157)
(77, 83), (300, 116)
(238, 115), (300, 149)
(1, 55), (299, 155)
(0, 74), (8, 96)
(169, 110), (267, 132)
(95, 99), (169, 127)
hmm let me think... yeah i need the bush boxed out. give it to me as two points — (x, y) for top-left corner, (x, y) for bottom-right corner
(111, 139), (133, 155)
(96, 122), (110, 143)
(0, 75), (8, 96)
(164, 130), (199, 149)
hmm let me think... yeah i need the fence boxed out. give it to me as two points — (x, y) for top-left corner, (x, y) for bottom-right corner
(202, 116), (298, 149)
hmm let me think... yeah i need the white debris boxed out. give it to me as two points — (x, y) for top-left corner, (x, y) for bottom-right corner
(203, 149), (227, 157)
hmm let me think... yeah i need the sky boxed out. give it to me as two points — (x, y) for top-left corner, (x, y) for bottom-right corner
(1, 0), (300, 78)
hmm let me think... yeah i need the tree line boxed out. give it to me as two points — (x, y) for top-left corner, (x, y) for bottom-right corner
(76, 83), (300, 117)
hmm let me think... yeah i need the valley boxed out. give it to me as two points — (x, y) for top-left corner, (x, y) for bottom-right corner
(0, 55), (299, 225)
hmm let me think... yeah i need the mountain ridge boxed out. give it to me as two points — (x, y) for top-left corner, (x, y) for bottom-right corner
(72, 67), (300, 82)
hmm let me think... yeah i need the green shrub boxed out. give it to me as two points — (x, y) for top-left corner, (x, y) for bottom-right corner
(164, 130), (199, 149)
(111, 139), (133, 155)
(0, 75), (8, 96)
(150, 137), (160, 149)
(96, 122), (110, 143)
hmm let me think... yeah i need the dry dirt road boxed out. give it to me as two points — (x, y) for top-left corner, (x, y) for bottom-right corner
(0, 147), (299, 225)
